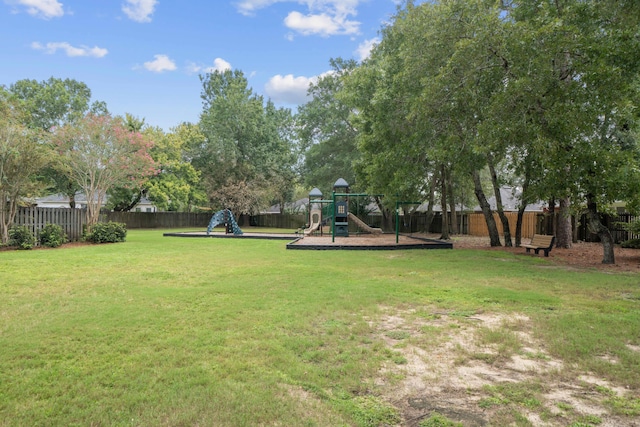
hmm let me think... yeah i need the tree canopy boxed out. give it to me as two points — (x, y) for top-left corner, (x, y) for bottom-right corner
(0, 90), (51, 243)
(195, 69), (296, 215)
(51, 114), (158, 226)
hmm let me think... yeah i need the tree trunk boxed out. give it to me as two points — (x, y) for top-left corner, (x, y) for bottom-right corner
(586, 195), (615, 264)
(514, 161), (533, 247)
(556, 197), (573, 248)
(439, 165), (450, 240)
(422, 174), (437, 233)
(472, 169), (501, 246)
(547, 198), (556, 235)
(112, 190), (143, 212)
(515, 206), (525, 247)
(374, 196), (394, 232)
(1, 191), (20, 244)
(447, 171), (459, 235)
(488, 157), (512, 246)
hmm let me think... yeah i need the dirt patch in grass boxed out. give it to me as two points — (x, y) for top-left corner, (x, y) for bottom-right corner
(372, 309), (639, 427)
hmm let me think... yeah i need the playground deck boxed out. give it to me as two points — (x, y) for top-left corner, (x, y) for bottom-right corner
(163, 231), (452, 250)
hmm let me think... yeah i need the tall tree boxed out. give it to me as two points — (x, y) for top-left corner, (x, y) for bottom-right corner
(196, 69), (296, 216)
(8, 77), (107, 130)
(0, 91), (51, 243)
(144, 123), (206, 211)
(340, 11), (440, 230)
(106, 114), (149, 211)
(496, 0), (640, 262)
(295, 58), (360, 194)
(51, 114), (157, 227)
(7, 77), (108, 208)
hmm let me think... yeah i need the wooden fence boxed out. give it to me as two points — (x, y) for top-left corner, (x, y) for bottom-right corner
(12, 208), (213, 241)
(13, 208), (639, 244)
(14, 207), (86, 242)
(468, 211), (539, 239)
(101, 211), (212, 229)
(252, 213), (307, 229)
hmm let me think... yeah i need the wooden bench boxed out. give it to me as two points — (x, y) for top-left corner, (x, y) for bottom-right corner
(522, 234), (555, 257)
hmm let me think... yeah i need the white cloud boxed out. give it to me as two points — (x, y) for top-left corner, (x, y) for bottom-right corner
(284, 11), (359, 37)
(186, 58), (232, 74)
(208, 58), (232, 73)
(264, 74), (316, 105)
(122, 0), (157, 23)
(355, 37), (379, 61)
(235, 0), (280, 16)
(143, 54), (176, 73)
(31, 41), (108, 58)
(235, 0), (363, 36)
(8, 0), (64, 19)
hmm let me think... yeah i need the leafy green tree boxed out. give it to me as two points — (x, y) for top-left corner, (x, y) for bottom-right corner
(339, 13), (440, 231)
(0, 91), (51, 243)
(344, 0), (640, 258)
(493, 0), (640, 262)
(342, 1), (506, 243)
(8, 77), (107, 130)
(106, 114), (150, 211)
(195, 69), (296, 216)
(144, 123), (206, 211)
(6, 77), (108, 208)
(295, 58), (359, 194)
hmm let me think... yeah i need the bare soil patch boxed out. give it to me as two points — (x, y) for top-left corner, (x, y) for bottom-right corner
(372, 308), (640, 427)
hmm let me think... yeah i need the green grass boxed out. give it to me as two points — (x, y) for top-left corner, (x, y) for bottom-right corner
(1, 230), (639, 426)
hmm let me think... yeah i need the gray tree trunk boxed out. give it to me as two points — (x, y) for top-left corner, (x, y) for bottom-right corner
(439, 165), (450, 240)
(488, 158), (512, 247)
(422, 175), (437, 233)
(556, 197), (573, 248)
(586, 195), (615, 264)
(472, 169), (501, 246)
(447, 171), (459, 235)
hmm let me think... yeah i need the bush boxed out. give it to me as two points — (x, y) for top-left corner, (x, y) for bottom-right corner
(39, 223), (68, 248)
(87, 222), (127, 243)
(621, 238), (640, 249)
(619, 219), (640, 235)
(8, 225), (36, 250)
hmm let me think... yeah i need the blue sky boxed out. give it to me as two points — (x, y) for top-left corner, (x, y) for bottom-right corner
(1, 0), (406, 131)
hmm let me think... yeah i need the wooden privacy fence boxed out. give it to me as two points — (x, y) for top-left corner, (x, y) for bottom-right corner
(16, 208), (637, 244)
(252, 213), (306, 229)
(12, 209), (213, 241)
(101, 211), (212, 229)
(14, 207), (86, 242)
(468, 211), (538, 239)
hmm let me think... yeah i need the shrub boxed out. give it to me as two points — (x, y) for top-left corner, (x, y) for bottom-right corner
(8, 225), (36, 250)
(39, 223), (68, 248)
(619, 218), (640, 235)
(621, 239), (640, 249)
(87, 222), (127, 243)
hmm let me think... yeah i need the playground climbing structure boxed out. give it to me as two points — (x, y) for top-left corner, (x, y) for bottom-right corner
(206, 209), (243, 235)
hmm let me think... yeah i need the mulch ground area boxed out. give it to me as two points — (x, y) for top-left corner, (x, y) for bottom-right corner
(446, 234), (640, 273)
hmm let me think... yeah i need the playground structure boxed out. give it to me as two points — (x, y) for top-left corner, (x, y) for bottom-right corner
(206, 209), (243, 235)
(303, 208), (322, 235)
(164, 178), (452, 250)
(348, 212), (382, 235)
(302, 179), (384, 241)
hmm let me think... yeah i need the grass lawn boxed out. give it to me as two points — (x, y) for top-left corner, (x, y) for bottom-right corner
(1, 229), (639, 426)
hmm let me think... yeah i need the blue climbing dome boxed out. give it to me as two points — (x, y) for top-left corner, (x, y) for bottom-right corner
(206, 209), (243, 235)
